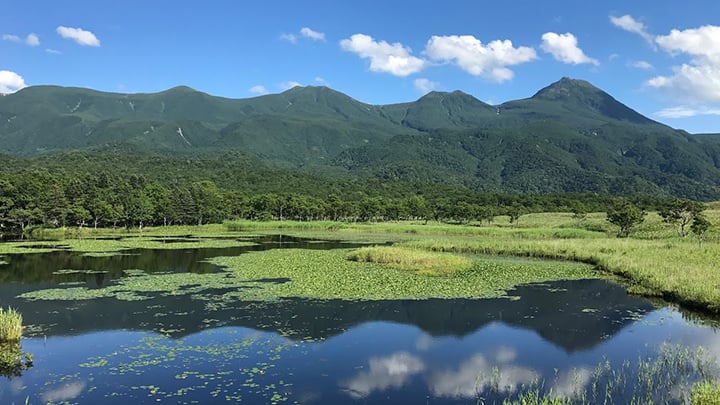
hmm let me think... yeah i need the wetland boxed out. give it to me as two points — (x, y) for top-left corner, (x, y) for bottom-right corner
(0, 223), (719, 404)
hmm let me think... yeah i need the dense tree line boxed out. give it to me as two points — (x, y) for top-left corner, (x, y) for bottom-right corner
(0, 163), (668, 236)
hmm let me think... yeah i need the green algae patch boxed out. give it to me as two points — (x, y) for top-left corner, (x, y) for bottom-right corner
(19, 267), (276, 303)
(68, 330), (295, 403)
(18, 247), (597, 303)
(210, 248), (598, 300)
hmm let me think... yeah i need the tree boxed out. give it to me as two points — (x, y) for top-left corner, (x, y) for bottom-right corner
(658, 199), (704, 237)
(190, 181), (225, 225)
(690, 214), (711, 245)
(359, 197), (383, 222)
(406, 195), (429, 223)
(87, 197), (116, 229)
(145, 183), (174, 226)
(606, 201), (646, 237)
(452, 201), (475, 223)
(475, 205), (495, 224)
(327, 194), (343, 221)
(506, 203), (523, 224)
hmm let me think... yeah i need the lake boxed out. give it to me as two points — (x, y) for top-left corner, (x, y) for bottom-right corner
(0, 236), (718, 404)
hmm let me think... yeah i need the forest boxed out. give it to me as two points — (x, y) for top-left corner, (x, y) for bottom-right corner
(0, 151), (664, 235)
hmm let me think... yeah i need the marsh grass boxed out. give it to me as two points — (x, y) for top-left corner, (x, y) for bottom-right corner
(488, 344), (719, 405)
(347, 246), (473, 276)
(401, 235), (720, 313)
(691, 381), (720, 405)
(0, 307), (22, 342)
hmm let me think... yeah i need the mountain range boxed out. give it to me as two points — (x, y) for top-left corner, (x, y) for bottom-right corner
(2, 77), (719, 199)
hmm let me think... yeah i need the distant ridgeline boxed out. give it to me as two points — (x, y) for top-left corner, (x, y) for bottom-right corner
(0, 77), (719, 202)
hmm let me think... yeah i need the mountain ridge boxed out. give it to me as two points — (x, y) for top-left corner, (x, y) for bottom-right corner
(1, 78), (719, 199)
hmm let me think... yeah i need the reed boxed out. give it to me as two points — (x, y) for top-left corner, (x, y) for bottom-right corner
(691, 381), (720, 405)
(0, 307), (22, 342)
(347, 246), (473, 276)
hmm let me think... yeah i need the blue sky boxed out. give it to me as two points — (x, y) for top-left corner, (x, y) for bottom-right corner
(2, 0), (719, 133)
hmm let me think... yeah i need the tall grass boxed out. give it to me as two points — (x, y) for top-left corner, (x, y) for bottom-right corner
(485, 344), (719, 404)
(691, 381), (720, 405)
(401, 235), (720, 313)
(0, 307), (22, 342)
(347, 246), (473, 276)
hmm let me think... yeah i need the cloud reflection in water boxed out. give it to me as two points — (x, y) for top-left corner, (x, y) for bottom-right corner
(340, 352), (425, 399)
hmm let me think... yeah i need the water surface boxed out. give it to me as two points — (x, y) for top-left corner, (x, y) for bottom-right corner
(0, 236), (718, 404)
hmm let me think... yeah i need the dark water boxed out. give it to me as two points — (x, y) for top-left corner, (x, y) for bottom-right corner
(0, 236), (718, 404)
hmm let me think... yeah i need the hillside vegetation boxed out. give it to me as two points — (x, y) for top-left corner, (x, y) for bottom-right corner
(1, 78), (719, 198)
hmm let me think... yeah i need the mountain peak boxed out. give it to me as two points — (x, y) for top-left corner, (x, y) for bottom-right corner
(163, 85), (198, 94)
(531, 77), (602, 101)
(417, 90), (490, 106)
(282, 85), (348, 96)
(531, 77), (653, 124)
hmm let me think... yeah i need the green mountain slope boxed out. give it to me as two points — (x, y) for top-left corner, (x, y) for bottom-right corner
(0, 85), (413, 161)
(380, 90), (497, 131)
(334, 79), (720, 198)
(1, 78), (719, 198)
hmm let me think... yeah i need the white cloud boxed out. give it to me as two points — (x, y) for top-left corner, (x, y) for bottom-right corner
(655, 106), (720, 118)
(56, 26), (100, 47)
(340, 352), (425, 399)
(3, 33), (39, 46)
(314, 76), (329, 85)
(249, 85), (269, 95)
(549, 368), (593, 400)
(429, 352), (538, 398)
(279, 81), (302, 90)
(414, 78), (439, 94)
(280, 33), (297, 44)
(656, 25), (720, 59)
(340, 33), (425, 77)
(610, 15), (654, 45)
(648, 25), (720, 103)
(26, 33), (40, 46)
(283, 27), (326, 44)
(541, 32), (599, 66)
(300, 27), (325, 41)
(0, 70), (27, 93)
(46, 48), (62, 54)
(425, 35), (536, 82)
(41, 381), (86, 403)
(2, 34), (21, 43)
(630, 60), (654, 70)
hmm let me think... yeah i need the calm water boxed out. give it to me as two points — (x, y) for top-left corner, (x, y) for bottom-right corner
(0, 236), (718, 404)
